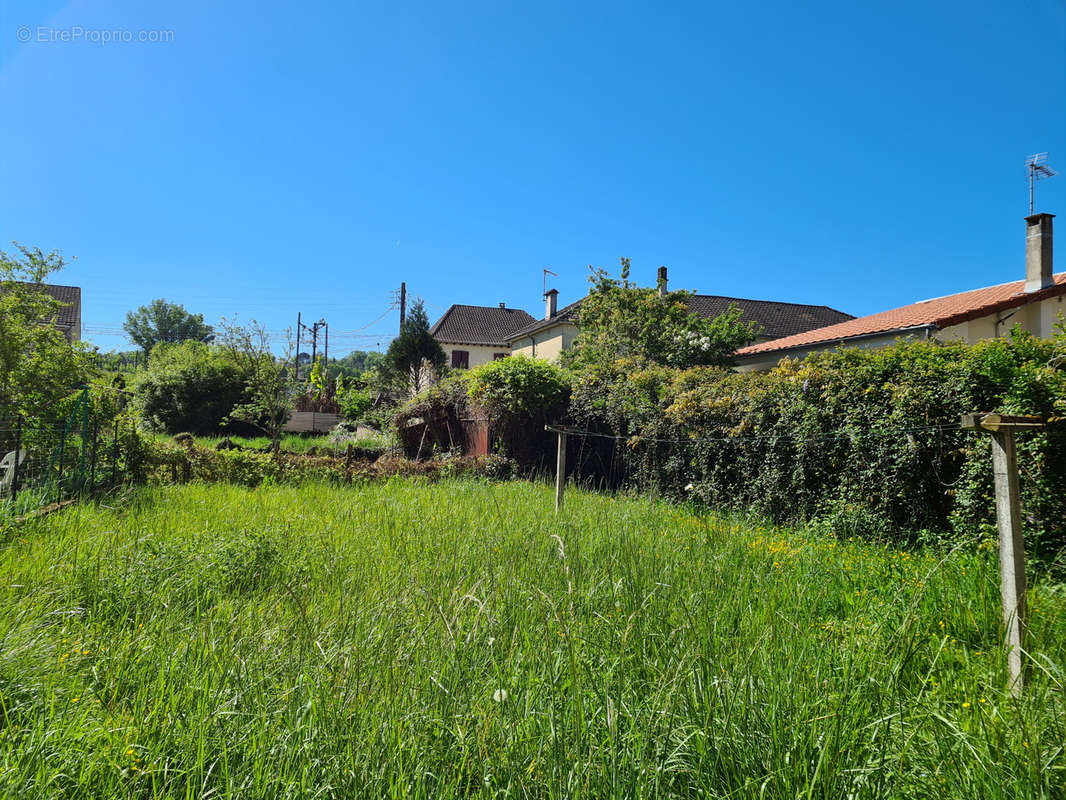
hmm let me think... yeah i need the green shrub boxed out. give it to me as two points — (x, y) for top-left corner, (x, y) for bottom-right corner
(466, 355), (570, 426)
(334, 375), (373, 421)
(395, 357), (571, 467)
(570, 329), (1066, 562)
(131, 341), (251, 435)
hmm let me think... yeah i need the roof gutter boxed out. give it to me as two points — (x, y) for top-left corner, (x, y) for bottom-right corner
(736, 324), (939, 361)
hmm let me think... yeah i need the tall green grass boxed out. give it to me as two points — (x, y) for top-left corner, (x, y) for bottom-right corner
(0, 479), (1061, 798)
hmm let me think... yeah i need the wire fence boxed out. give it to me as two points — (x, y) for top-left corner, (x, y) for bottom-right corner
(0, 388), (136, 520)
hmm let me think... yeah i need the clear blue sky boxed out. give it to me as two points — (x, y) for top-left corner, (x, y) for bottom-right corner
(1, 0), (1064, 355)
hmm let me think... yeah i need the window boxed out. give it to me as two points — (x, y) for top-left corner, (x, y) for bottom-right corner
(451, 350), (469, 369)
(493, 352), (508, 360)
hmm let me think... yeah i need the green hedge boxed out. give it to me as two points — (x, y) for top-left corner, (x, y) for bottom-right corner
(142, 437), (515, 487)
(569, 330), (1066, 560)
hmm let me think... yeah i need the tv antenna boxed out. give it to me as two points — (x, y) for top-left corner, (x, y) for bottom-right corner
(1025, 153), (1057, 215)
(543, 267), (557, 296)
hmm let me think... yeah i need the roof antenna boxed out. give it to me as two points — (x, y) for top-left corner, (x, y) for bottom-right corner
(1025, 153), (1056, 215)
(543, 267), (557, 296)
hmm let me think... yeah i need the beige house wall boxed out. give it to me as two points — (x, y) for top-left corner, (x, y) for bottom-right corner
(440, 343), (510, 370)
(509, 323), (580, 362)
(938, 294), (1065, 342)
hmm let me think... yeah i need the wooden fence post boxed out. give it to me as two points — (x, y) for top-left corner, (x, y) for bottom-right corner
(961, 412), (1045, 696)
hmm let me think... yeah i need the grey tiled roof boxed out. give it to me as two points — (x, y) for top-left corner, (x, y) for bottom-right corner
(430, 304), (537, 347)
(6, 282), (81, 329)
(508, 295), (853, 343)
(686, 295), (853, 340)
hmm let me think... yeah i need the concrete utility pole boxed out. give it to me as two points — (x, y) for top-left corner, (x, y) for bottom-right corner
(961, 412), (1046, 696)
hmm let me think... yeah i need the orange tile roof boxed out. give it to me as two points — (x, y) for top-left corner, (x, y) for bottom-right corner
(737, 273), (1066, 356)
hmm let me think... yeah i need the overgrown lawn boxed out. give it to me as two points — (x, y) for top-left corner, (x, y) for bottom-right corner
(0, 480), (1062, 798)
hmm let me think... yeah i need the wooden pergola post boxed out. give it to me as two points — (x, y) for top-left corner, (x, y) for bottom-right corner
(961, 412), (1045, 696)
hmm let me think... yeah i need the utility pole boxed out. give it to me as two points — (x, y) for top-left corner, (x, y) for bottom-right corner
(295, 312), (302, 378)
(961, 412), (1046, 696)
(399, 282), (407, 333)
(324, 322), (329, 365)
(297, 315), (328, 372)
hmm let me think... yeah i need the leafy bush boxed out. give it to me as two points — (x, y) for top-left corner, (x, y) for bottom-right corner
(569, 329), (1066, 563)
(466, 355), (570, 466)
(131, 341), (251, 435)
(334, 375), (373, 421)
(395, 357), (571, 467)
(562, 258), (759, 371)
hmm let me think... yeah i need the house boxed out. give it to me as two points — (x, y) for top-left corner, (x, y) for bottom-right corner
(430, 303), (536, 369)
(507, 267), (854, 360)
(736, 213), (1063, 371)
(2, 282), (82, 342)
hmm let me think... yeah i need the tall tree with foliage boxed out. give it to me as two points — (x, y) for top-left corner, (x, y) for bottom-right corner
(0, 244), (94, 426)
(124, 299), (215, 354)
(562, 258), (760, 371)
(217, 318), (296, 454)
(381, 299), (446, 396)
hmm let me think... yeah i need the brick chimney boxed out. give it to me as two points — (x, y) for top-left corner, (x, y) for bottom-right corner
(544, 288), (558, 320)
(657, 266), (668, 297)
(1025, 213), (1054, 292)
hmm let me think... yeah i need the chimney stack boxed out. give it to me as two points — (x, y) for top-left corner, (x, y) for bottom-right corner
(657, 266), (668, 297)
(544, 288), (558, 320)
(1025, 213), (1054, 292)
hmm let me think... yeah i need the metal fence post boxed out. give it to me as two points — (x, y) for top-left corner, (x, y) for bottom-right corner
(89, 419), (98, 493)
(56, 424), (67, 505)
(111, 423), (120, 486)
(11, 414), (21, 506)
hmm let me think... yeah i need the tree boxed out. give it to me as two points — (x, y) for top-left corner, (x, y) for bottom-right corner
(124, 299), (215, 354)
(329, 350), (384, 380)
(217, 318), (296, 454)
(380, 299), (446, 396)
(0, 244), (94, 427)
(130, 340), (250, 435)
(562, 258), (760, 371)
